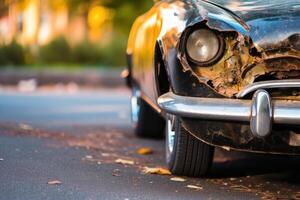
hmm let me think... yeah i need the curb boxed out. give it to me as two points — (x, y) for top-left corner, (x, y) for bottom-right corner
(0, 69), (126, 88)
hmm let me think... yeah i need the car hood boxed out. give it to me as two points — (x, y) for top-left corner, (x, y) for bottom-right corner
(206, 0), (300, 50)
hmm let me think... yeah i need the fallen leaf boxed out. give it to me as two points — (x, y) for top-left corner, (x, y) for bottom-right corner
(47, 180), (62, 185)
(142, 167), (171, 175)
(170, 177), (186, 182)
(229, 184), (251, 192)
(19, 123), (33, 131)
(112, 174), (120, 177)
(137, 147), (153, 155)
(186, 185), (203, 190)
(115, 158), (134, 165)
(221, 146), (231, 151)
(85, 155), (93, 159)
(112, 169), (121, 177)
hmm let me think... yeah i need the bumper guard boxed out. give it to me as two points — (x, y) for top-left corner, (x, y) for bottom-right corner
(157, 90), (300, 138)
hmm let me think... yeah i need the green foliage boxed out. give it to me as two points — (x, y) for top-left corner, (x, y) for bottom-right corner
(71, 40), (102, 64)
(99, 33), (127, 66)
(39, 37), (71, 64)
(66, 0), (153, 36)
(103, 1), (153, 35)
(70, 35), (127, 66)
(0, 40), (25, 66)
(96, 1), (153, 66)
(36, 36), (125, 66)
(0, 47), (8, 65)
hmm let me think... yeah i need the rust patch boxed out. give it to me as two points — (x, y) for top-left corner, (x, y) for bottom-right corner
(177, 22), (300, 98)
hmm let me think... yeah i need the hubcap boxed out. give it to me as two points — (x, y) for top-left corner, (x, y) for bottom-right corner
(166, 115), (176, 163)
(131, 87), (140, 125)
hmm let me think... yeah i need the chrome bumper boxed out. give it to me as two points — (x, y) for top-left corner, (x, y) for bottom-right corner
(157, 90), (300, 138)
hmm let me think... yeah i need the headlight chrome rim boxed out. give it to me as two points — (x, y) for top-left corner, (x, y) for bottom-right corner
(184, 28), (225, 67)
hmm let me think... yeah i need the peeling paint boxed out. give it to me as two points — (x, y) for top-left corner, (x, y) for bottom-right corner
(177, 22), (300, 98)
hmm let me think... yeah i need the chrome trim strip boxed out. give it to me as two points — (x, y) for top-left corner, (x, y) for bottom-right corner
(158, 92), (300, 137)
(237, 79), (300, 98)
(158, 92), (251, 122)
(273, 101), (300, 124)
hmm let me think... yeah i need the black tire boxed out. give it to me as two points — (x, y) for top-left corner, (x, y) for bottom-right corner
(166, 117), (214, 177)
(131, 87), (165, 138)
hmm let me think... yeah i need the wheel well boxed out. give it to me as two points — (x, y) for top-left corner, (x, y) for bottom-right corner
(155, 43), (170, 96)
(126, 54), (133, 87)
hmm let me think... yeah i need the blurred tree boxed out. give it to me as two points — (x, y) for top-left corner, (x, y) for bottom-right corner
(64, 0), (153, 35)
(0, 0), (9, 17)
(39, 36), (71, 64)
(102, 0), (153, 34)
(65, 0), (94, 13)
(64, 0), (154, 66)
(0, 40), (25, 66)
(0, 0), (154, 67)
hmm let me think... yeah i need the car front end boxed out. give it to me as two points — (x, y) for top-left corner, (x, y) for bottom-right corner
(157, 0), (300, 154)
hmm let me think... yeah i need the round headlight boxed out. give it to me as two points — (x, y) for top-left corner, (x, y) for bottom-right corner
(186, 29), (223, 65)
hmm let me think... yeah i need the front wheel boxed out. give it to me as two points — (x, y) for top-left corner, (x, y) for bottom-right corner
(166, 116), (214, 177)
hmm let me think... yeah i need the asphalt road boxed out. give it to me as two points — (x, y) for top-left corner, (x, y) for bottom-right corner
(0, 88), (299, 200)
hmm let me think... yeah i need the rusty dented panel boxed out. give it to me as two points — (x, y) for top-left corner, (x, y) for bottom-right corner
(177, 23), (257, 97)
(178, 24), (300, 97)
(153, 0), (300, 98)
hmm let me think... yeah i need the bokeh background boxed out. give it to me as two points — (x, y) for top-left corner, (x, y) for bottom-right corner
(0, 0), (152, 69)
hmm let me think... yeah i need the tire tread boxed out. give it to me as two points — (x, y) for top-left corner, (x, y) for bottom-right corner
(169, 118), (214, 177)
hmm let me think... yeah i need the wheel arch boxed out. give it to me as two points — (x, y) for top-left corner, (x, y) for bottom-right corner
(154, 41), (171, 97)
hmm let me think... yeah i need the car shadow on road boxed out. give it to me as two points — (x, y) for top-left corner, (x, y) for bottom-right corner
(209, 148), (300, 183)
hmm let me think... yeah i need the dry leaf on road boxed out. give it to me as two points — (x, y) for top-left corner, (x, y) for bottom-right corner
(186, 185), (203, 190)
(19, 123), (33, 131)
(229, 184), (251, 192)
(112, 169), (121, 177)
(47, 180), (62, 185)
(137, 147), (153, 155)
(115, 158), (134, 165)
(170, 177), (186, 182)
(85, 155), (93, 159)
(142, 167), (171, 175)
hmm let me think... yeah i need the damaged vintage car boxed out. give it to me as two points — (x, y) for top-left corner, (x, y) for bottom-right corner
(126, 0), (300, 177)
